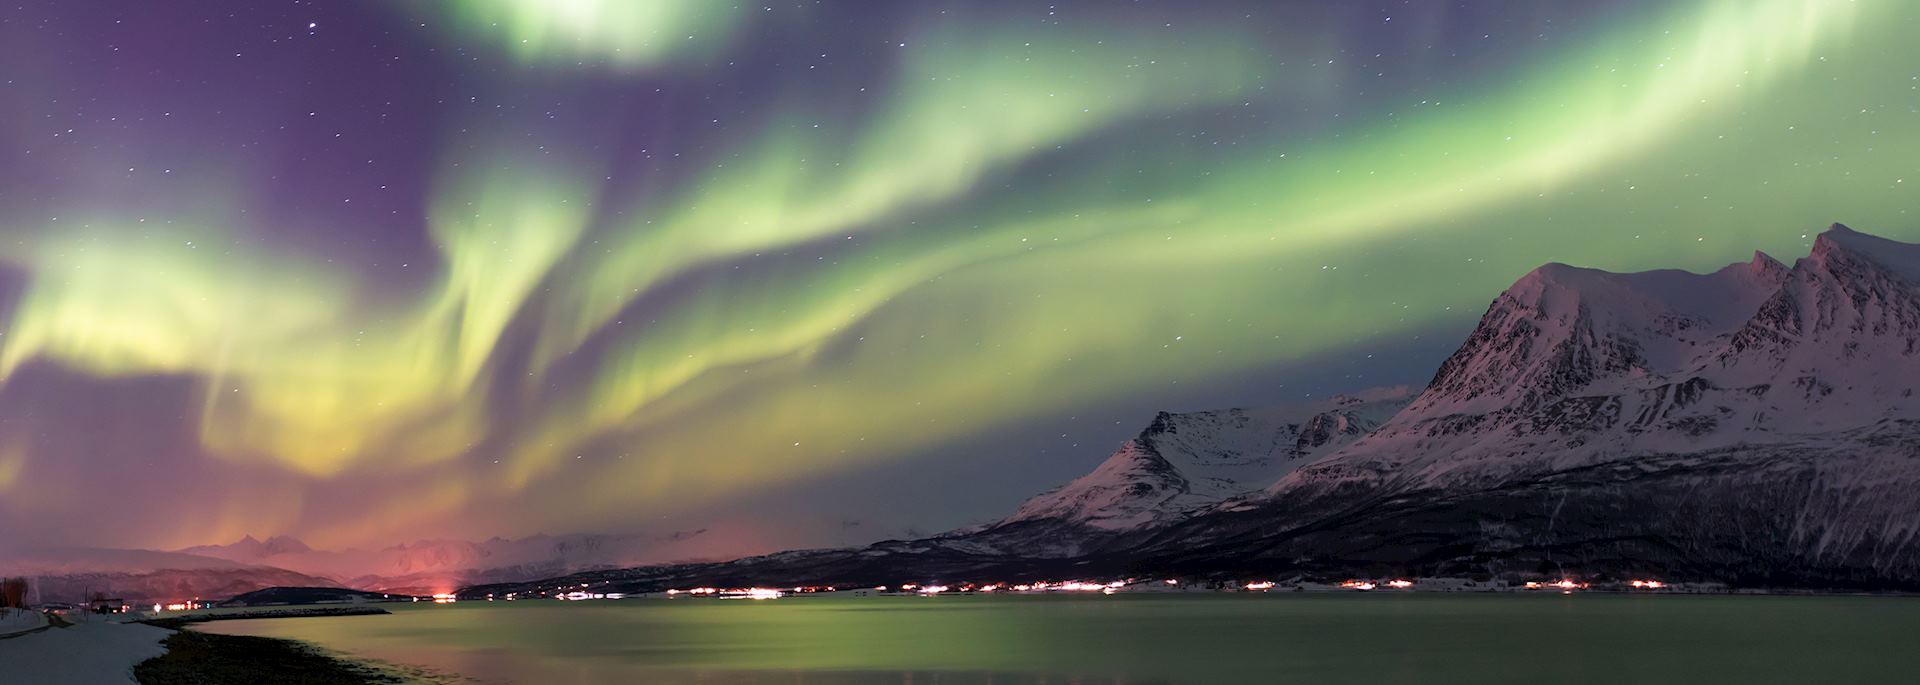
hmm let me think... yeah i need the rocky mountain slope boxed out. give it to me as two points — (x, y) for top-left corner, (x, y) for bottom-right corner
(951, 393), (1409, 557)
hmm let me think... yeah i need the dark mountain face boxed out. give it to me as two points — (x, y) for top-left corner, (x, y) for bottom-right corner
(1129, 431), (1920, 589)
(462, 224), (1920, 598)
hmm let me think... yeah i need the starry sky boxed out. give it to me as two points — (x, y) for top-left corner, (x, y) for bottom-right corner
(1, 0), (1915, 553)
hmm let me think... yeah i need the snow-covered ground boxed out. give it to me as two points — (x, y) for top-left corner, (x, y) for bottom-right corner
(0, 607), (48, 638)
(0, 619), (169, 684)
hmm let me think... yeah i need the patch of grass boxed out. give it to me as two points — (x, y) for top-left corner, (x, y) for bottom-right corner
(134, 630), (408, 685)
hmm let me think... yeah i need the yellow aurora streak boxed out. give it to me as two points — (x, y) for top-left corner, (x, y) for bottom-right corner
(1, 160), (592, 477)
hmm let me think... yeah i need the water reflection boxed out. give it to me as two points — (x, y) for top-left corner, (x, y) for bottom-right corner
(200, 595), (1920, 684)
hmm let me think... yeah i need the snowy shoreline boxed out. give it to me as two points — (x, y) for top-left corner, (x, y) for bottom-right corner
(0, 605), (402, 684)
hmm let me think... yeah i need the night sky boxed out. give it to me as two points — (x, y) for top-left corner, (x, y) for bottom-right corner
(1, 0), (1915, 553)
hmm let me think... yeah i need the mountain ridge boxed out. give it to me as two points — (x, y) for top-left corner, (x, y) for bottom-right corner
(456, 222), (1920, 597)
(1129, 222), (1920, 584)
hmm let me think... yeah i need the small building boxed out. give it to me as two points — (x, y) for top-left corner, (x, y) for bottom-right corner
(89, 598), (130, 614)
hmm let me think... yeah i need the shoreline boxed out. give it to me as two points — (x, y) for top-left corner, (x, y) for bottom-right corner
(117, 591), (1920, 684)
(474, 575), (1920, 602)
(132, 607), (429, 685)
(134, 629), (418, 685)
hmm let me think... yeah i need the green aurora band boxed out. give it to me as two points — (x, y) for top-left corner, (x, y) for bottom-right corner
(2, 0), (1916, 546)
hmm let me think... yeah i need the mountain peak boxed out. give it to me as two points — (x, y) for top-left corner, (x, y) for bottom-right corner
(1362, 223), (1920, 474)
(996, 396), (1410, 538)
(1811, 223), (1860, 254)
(261, 535), (312, 554)
(1809, 222), (1920, 281)
(1415, 247), (1800, 417)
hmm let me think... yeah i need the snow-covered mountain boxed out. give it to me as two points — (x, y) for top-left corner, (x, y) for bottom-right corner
(179, 535), (313, 561)
(1140, 224), (1920, 586)
(1261, 224), (1920, 489)
(1003, 395), (1409, 532)
(702, 393), (1412, 566)
(952, 394), (1409, 558)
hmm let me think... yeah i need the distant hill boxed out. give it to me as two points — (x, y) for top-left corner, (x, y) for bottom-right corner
(0, 546), (340, 604)
(7, 526), (790, 601)
(177, 528), (752, 595)
(222, 586), (416, 607)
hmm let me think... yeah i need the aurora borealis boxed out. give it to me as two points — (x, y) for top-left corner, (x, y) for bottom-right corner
(2, 0), (1917, 553)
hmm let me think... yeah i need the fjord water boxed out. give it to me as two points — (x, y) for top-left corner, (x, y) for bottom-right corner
(198, 594), (1920, 684)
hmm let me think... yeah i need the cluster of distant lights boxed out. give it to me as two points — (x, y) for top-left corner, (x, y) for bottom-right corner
(135, 576), (1674, 614)
(933, 580), (1133, 595)
(453, 576), (1672, 603)
(1518, 579), (1666, 594)
(470, 579), (1159, 602)
(148, 600), (216, 613)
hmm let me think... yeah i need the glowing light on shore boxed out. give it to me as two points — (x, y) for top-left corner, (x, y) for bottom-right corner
(1245, 581), (1276, 591)
(1387, 579), (1414, 589)
(1056, 581), (1113, 592)
(560, 591), (624, 600)
(1339, 580), (1375, 591)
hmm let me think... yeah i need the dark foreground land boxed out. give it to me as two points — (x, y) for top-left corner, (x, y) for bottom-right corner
(134, 630), (408, 685)
(134, 609), (418, 685)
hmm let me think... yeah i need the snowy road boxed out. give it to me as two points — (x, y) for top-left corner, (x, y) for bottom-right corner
(0, 618), (169, 684)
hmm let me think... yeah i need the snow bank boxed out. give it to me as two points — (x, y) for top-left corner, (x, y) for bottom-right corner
(0, 607), (48, 638)
(0, 621), (170, 684)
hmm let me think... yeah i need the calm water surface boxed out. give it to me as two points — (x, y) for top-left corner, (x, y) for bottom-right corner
(198, 594), (1920, 684)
